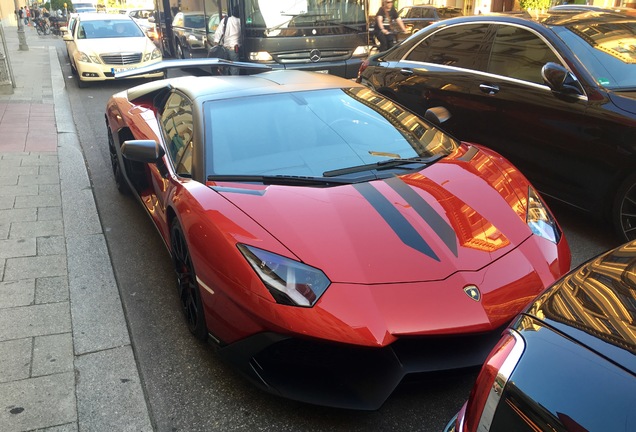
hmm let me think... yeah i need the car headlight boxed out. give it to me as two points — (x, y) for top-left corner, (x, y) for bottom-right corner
(238, 244), (331, 307)
(77, 52), (100, 63)
(352, 45), (370, 57)
(526, 186), (560, 243)
(249, 51), (274, 62)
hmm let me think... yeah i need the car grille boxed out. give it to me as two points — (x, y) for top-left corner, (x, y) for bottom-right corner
(100, 52), (143, 65)
(274, 49), (352, 64)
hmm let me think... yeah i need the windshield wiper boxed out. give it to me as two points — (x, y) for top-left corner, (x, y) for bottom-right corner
(323, 154), (446, 177)
(207, 174), (358, 186)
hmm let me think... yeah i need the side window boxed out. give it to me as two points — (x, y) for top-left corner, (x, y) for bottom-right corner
(160, 92), (194, 177)
(487, 25), (561, 84)
(406, 23), (490, 69)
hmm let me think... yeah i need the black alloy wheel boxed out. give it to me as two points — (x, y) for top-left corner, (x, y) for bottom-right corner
(170, 219), (208, 340)
(615, 174), (636, 242)
(107, 127), (128, 194)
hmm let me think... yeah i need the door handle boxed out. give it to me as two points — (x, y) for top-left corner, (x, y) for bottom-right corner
(400, 68), (414, 76)
(479, 83), (499, 95)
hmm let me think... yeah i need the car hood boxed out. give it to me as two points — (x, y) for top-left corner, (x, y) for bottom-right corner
(76, 37), (152, 54)
(213, 149), (535, 284)
(525, 240), (636, 374)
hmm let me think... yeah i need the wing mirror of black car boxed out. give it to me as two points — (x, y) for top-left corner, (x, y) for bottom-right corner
(424, 106), (451, 125)
(542, 62), (584, 97)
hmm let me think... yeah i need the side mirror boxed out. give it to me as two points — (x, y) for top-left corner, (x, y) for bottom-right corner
(541, 62), (584, 97)
(424, 106), (451, 125)
(62, 33), (73, 41)
(59, 26), (68, 32)
(122, 140), (165, 163)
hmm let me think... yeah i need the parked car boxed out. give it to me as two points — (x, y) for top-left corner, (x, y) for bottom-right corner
(357, 12), (636, 242)
(107, 59), (570, 410)
(171, 11), (208, 58)
(398, 5), (463, 36)
(62, 13), (163, 87)
(444, 238), (636, 432)
(549, 4), (636, 16)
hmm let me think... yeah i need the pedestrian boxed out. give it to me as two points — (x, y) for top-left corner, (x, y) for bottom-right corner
(25, 6), (30, 25)
(212, 10), (241, 75)
(17, 7), (24, 24)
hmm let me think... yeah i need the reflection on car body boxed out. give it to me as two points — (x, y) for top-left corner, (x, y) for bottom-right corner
(357, 11), (636, 242)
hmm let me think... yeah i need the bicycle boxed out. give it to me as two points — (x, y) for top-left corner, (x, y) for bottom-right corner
(34, 18), (51, 36)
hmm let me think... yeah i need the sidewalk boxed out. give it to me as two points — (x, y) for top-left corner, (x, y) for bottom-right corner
(0, 23), (153, 431)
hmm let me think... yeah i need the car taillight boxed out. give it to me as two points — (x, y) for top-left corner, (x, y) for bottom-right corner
(462, 331), (525, 432)
(356, 59), (369, 82)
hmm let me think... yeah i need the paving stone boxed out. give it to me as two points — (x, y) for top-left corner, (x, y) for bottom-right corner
(18, 172), (60, 185)
(0, 223), (9, 240)
(37, 235), (66, 256)
(0, 279), (35, 308)
(0, 338), (32, 383)
(37, 206), (62, 221)
(0, 237), (36, 259)
(9, 220), (63, 239)
(32, 333), (73, 377)
(36, 422), (78, 432)
(0, 196), (14, 210)
(75, 347), (152, 432)
(4, 254), (66, 281)
(0, 184), (37, 197)
(20, 154), (58, 166)
(0, 372), (76, 431)
(0, 207), (37, 224)
(35, 276), (69, 304)
(14, 193), (61, 209)
(0, 302), (70, 340)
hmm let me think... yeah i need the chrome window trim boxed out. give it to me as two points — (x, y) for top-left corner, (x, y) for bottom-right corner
(397, 20), (588, 101)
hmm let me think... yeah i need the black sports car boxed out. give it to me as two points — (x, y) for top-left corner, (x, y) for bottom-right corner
(358, 11), (636, 242)
(444, 239), (636, 432)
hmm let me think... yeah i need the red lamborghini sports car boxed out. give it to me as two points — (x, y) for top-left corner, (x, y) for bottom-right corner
(106, 60), (571, 410)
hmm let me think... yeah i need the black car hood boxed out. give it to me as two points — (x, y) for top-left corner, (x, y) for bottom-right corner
(525, 240), (636, 373)
(609, 90), (636, 115)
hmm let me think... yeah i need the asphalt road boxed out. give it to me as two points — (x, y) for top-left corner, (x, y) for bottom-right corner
(56, 40), (620, 432)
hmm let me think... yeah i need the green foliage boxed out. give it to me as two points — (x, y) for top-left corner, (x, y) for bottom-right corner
(519, 0), (552, 12)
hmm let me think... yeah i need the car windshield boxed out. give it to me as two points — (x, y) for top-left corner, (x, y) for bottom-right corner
(242, 0), (367, 36)
(78, 19), (144, 38)
(204, 87), (459, 178)
(552, 19), (636, 89)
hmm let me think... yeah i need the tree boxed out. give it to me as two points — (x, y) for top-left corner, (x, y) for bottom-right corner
(519, 0), (552, 14)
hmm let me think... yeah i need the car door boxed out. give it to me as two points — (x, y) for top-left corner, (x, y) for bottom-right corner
(468, 23), (592, 207)
(367, 23), (493, 145)
(145, 90), (195, 239)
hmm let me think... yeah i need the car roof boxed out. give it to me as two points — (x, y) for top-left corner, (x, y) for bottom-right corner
(422, 10), (634, 29)
(128, 70), (365, 105)
(77, 12), (134, 21)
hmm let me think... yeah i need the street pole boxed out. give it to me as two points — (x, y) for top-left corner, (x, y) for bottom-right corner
(14, 1), (28, 51)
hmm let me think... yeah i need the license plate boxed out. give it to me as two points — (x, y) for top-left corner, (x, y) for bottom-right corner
(315, 70), (328, 74)
(113, 67), (132, 73)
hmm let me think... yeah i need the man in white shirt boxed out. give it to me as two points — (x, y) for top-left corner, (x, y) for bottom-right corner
(213, 11), (241, 75)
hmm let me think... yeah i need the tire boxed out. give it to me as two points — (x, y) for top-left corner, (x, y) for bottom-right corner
(170, 219), (208, 340)
(107, 127), (129, 194)
(44, 24), (51, 35)
(76, 74), (88, 88)
(36, 25), (43, 35)
(613, 174), (636, 242)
